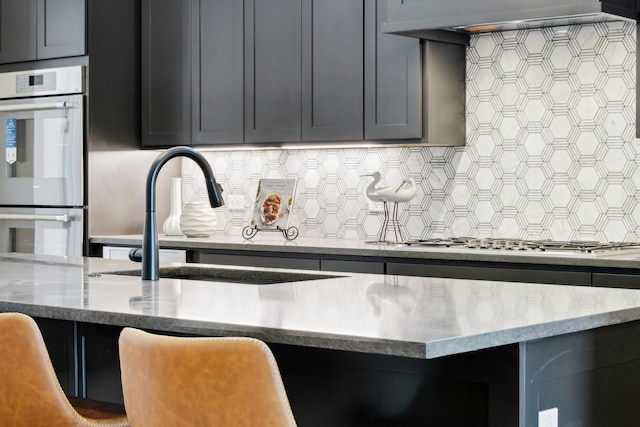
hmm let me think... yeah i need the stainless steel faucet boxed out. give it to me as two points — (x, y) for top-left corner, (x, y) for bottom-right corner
(142, 146), (224, 281)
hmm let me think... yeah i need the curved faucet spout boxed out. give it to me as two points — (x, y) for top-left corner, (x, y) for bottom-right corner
(142, 146), (224, 281)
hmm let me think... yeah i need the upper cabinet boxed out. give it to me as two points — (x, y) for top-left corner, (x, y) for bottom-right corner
(193, 0), (244, 145)
(38, 0), (86, 60)
(0, 0), (85, 64)
(244, 0), (302, 143)
(245, 0), (365, 144)
(142, 0), (243, 148)
(364, 0), (421, 140)
(143, 0), (460, 147)
(301, 0), (364, 141)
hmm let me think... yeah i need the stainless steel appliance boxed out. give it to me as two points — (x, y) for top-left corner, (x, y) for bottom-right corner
(383, 0), (639, 38)
(404, 237), (640, 254)
(0, 66), (84, 257)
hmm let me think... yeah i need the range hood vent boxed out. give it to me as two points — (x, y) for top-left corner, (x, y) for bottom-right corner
(383, 0), (639, 42)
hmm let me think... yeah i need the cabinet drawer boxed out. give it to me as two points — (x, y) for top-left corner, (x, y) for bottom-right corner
(387, 262), (591, 286)
(592, 273), (640, 289)
(196, 252), (320, 271)
(321, 258), (384, 274)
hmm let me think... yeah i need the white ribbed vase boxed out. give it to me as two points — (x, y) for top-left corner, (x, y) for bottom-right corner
(180, 202), (217, 237)
(162, 178), (183, 236)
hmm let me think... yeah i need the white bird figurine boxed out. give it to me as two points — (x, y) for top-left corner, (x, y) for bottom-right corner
(362, 174), (418, 244)
(373, 177), (417, 203)
(362, 172), (393, 243)
(363, 172), (387, 203)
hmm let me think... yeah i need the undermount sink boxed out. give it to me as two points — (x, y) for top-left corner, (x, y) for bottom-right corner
(104, 265), (345, 285)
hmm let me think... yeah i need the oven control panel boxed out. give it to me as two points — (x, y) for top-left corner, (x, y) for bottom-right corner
(16, 71), (56, 94)
(0, 66), (84, 99)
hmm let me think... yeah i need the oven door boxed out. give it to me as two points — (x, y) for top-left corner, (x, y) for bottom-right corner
(0, 207), (84, 257)
(0, 94), (83, 206)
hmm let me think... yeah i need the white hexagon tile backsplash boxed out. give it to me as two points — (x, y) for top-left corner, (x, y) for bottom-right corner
(182, 20), (639, 243)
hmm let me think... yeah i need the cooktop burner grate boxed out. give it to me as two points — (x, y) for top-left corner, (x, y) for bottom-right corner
(404, 238), (640, 252)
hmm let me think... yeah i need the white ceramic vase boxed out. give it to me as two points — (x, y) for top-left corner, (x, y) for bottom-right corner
(180, 201), (217, 237)
(162, 178), (183, 236)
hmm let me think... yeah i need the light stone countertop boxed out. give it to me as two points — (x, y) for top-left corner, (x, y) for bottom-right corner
(2, 253), (640, 359)
(92, 234), (640, 268)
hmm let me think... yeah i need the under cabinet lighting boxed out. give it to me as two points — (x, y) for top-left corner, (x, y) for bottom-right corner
(194, 141), (445, 152)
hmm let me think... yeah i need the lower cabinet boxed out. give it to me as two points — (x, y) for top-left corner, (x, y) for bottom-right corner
(592, 272), (640, 289)
(196, 251), (321, 271)
(387, 261), (593, 286)
(194, 251), (386, 274)
(91, 243), (640, 288)
(35, 317), (77, 396)
(35, 318), (125, 404)
(320, 257), (385, 274)
(77, 323), (125, 404)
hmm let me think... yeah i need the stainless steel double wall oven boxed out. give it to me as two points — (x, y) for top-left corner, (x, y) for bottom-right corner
(0, 66), (85, 257)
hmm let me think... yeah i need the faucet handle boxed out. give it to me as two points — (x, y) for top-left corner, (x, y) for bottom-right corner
(129, 248), (143, 263)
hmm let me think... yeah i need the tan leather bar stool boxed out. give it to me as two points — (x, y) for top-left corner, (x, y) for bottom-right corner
(0, 312), (129, 427)
(119, 328), (297, 427)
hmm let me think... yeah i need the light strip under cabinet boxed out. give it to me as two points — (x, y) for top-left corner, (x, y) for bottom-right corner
(0, 213), (69, 223)
(0, 101), (68, 112)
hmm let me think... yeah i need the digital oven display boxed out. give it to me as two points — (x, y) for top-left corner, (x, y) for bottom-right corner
(28, 75), (44, 86)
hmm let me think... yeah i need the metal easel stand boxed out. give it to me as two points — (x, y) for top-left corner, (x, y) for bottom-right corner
(242, 225), (299, 241)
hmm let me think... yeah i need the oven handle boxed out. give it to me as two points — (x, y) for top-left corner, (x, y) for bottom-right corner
(0, 101), (68, 112)
(0, 213), (69, 223)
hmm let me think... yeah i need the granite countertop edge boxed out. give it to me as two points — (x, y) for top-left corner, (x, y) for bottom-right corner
(4, 254), (640, 360)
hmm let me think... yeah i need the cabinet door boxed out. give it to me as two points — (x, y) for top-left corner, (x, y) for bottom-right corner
(192, 0), (244, 145)
(35, 317), (77, 397)
(244, 0), (302, 143)
(364, 0), (421, 140)
(0, 0), (37, 64)
(77, 322), (124, 404)
(141, 0), (192, 148)
(37, 0), (85, 60)
(302, 0), (364, 141)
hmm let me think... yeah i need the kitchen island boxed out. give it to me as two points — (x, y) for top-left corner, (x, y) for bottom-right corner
(2, 253), (640, 426)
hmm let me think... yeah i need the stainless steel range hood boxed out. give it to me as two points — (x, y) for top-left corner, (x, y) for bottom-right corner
(382, 0), (639, 42)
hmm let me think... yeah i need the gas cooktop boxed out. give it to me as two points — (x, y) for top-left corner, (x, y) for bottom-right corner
(403, 238), (640, 253)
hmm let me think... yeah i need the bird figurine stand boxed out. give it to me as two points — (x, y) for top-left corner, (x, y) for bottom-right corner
(362, 173), (417, 244)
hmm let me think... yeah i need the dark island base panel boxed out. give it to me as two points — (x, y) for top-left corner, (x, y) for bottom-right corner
(35, 316), (517, 426)
(34, 316), (640, 427)
(272, 343), (518, 427)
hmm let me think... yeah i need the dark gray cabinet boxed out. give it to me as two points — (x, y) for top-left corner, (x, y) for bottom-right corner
(592, 273), (640, 289)
(193, 0), (244, 145)
(244, 0), (302, 143)
(141, 0), (191, 147)
(301, 0), (364, 141)
(364, 0), (421, 140)
(0, 0), (37, 63)
(197, 252), (321, 271)
(142, 0), (244, 148)
(143, 0), (427, 147)
(77, 322), (125, 404)
(246, 0), (364, 143)
(37, 0), (86, 60)
(0, 0), (85, 64)
(387, 261), (593, 286)
(35, 317), (77, 397)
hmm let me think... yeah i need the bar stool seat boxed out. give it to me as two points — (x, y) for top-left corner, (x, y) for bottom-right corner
(118, 328), (297, 427)
(0, 312), (128, 427)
